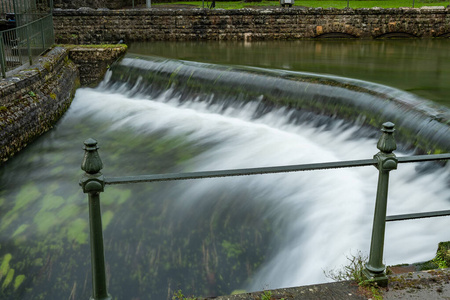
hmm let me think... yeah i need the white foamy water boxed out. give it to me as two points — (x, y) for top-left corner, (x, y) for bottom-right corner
(69, 82), (449, 291)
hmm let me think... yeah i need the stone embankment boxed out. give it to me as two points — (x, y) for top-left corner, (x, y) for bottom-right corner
(0, 45), (127, 163)
(53, 6), (450, 44)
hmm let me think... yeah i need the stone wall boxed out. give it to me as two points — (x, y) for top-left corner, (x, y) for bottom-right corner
(53, 7), (450, 43)
(0, 45), (127, 163)
(53, 0), (129, 9)
(0, 47), (79, 163)
(68, 45), (128, 86)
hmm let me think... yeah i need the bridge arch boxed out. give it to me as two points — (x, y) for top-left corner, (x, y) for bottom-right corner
(375, 32), (418, 39)
(312, 24), (361, 38)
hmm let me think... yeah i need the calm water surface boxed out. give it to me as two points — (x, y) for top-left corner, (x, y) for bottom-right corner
(129, 39), (450, 106)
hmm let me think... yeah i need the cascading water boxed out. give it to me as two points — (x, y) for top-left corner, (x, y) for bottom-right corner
(0, 54), (448, 300)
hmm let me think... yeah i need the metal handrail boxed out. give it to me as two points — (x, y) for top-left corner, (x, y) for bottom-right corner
(104, 153), (450, 185)
(79, 122), (449, 299)
(0, 13), (54, 77)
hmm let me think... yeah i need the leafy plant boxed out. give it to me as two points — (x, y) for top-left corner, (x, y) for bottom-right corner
(324, 251), (382, 300)
(433, 251), (448, 269)
(172, 289), (198, 300)
(260, 290), (286, 300)
(324, 251), (367, 283)
(261, 290), (272, 300)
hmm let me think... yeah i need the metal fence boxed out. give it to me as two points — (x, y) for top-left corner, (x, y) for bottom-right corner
(0, 13), (53, 77)
(80, 122), (450, 300)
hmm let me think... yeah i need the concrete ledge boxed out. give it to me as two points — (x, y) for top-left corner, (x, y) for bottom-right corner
(204, 281), (366, 299)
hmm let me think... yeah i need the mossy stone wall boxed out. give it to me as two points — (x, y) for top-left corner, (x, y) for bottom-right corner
(0, 45), (127, 163)
(0, 47), (79, 163)
(68, 45), (127, 86)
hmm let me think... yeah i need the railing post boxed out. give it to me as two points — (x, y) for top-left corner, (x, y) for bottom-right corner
(80, 138), (112, 300)
(25, 23), (32, 65)
(363, 122), (398, 287)
(0, 34), (6, 78)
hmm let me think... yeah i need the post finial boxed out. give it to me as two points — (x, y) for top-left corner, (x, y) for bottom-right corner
(377, 122), (397, 154)
(81, 138), (103, 174)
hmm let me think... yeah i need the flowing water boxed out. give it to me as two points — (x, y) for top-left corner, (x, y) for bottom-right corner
(0, 40), (449, 300)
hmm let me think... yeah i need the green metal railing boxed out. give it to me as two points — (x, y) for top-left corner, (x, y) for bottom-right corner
(0, 13), (54, 77)
(80, 122), (450, 299)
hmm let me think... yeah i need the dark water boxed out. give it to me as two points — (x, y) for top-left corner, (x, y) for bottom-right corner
(129, 39), (450, 107)
(0, 40), (448, 300)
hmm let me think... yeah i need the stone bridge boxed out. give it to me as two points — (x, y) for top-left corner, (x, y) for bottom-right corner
(52, 7), (450, 43)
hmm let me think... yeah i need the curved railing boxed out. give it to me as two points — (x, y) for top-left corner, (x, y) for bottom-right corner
(80, 122), (450, 299)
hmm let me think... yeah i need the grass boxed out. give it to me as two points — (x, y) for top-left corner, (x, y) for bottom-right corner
(153, 0), (450, 9)
(324, 251), (383, 300)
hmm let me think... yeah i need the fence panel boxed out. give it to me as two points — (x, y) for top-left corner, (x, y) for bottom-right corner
(0, 14), (53, 76)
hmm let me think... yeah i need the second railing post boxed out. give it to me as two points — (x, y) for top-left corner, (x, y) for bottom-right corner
(80, 138), (112, 300)
(363, 122), (398, 287)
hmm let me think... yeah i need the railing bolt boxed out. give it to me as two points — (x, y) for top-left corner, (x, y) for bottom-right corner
(80, 138), (111, 300)
(363, 122), (398, 287)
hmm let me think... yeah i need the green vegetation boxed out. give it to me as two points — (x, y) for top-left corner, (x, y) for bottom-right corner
(58, 44), (128, 50)
(260, 290), (286, 300)
(172, 289), (198, 300)
(324, 251), (383, 300)
(413, 241), (450, 271)
(154, 0), (449, 9)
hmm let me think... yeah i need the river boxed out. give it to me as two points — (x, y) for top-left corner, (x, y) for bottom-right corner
(0, 39), (448, 300)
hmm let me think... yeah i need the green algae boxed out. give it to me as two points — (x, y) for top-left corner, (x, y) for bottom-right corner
(13, 275), (25, 290)
(0, 254), (12, 279)
(67, 218), (88, 244)
(102, 188), (131, 206)
(14, 183), (41, 211)
(57, 204), (82, 220)
(2, 269), (14, 290)
(41, 195), (65, 211)
(102, 211), (114, 231)
(12, 225), (29, 238)
(0, 213), (18, 231)
(34, 211), (59, 234)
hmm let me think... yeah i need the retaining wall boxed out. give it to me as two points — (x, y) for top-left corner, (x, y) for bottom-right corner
(0, 45), (127, 163)
(68, 45), (128, 86)
(53, 7), (450, 43)
(0, 47), (78, 163)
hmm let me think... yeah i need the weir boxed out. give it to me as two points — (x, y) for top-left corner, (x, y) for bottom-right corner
(109, 55), (450, 153)
(0, 51), (449, 299)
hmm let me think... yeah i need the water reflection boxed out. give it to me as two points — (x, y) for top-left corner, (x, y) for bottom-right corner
(129, 39), (450, 106)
